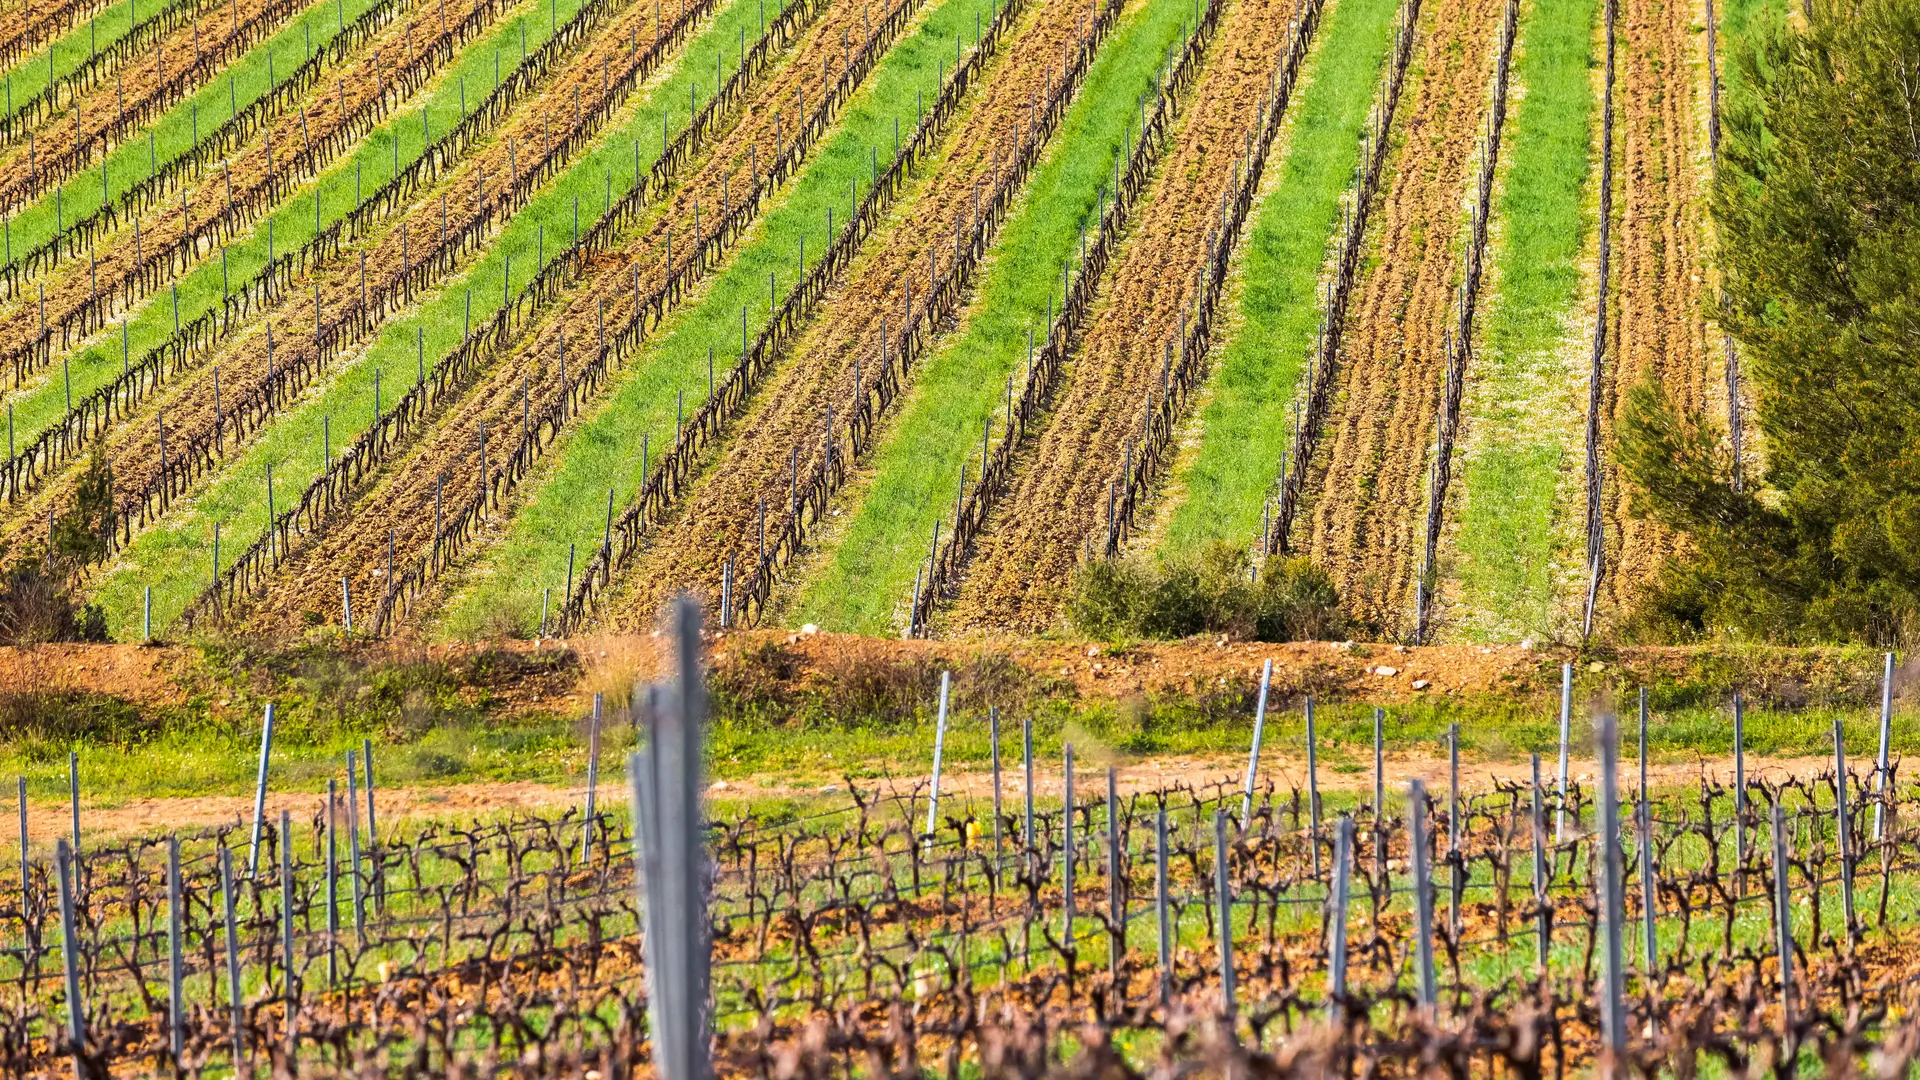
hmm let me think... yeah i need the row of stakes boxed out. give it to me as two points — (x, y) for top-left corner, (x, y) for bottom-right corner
(21, 650), (1905, 1075)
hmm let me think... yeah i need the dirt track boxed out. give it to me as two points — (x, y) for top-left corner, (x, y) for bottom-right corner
(608, 0), (1094, 626)
(946, 0), (1294, 633)
(1296, 0), (1504, 636)
(0, 0), (679, 553)
(0, 0), (490, 362)
(1599, 0), (1707, 615)
(0, 0), (294, 208)
(14, 752), (1862, 843)
(247, 0), (894, 629)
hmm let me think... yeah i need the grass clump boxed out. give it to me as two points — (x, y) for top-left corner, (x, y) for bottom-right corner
(1067, 542), (1346, 642)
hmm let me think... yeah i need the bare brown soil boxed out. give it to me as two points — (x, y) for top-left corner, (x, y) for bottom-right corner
(1295, 0), (1504, 637)
(0, 0), (678, 553)
(1600, 0), (1708, 614)
(609, 0), (1092, 626)
(0, 0), (491, 355)
(947, 0), (1294, 633)
(248, 0), (888, 628)
(0, 0), (291, 207)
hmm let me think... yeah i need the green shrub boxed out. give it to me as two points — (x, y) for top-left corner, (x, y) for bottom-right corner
(1067, 542), (1347, 641)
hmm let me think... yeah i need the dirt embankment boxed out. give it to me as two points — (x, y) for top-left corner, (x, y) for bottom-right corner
(1, 633), (1894, 723)
(1598, 0), (1710, 615)
(0, 0), (293, 206)
(1296, 0), (1505, 637)
(250, 0), (888, 629)
(610, 0), (1095, 626)
(948, 0), (1296, 633)
(0, 0), (493, 356)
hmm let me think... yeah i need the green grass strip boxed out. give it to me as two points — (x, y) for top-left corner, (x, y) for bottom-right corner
(7, 0), (577, 454)
(1437, 0), (1594, 640)
(0, 0), (362, 283)
(438, 0), (993, 639)
(788, 0), (1192, 635)
(94, 0), (767, 638)
(0, 0), (190, 111)
(1153, 0), (1400, 557)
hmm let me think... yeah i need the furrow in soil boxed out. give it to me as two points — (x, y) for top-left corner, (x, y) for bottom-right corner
(0, 0), (489, 380)
(1599, 0), (1707, 615)
(1292, 0), (1504, 637)
(242, 0), (890, 628)
(0, 0), (688, 552)
(608, 0), (1091, 626)
(945, 0), (1293, 634)
(0, 0), (301, 210)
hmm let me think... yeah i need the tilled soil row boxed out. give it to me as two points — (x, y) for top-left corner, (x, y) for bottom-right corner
(185, 0), (881, 630)
(1090, 0), (1322, 559)
(0, 0), (117, 76)
(564, 0), (1094, 635)
(0, 0), (493, 381)
(0, 0), (302, 215)
(0, 0), (212, 144)
(0, 0), (723, 555)
(611, 0), (1108, 629)
(1598, 0), (1708, 616)
(305, 0), (905, 634)
(1412, 0), (1518, 642)
(1259, 0), (1418, 559)
(946, 0), (1299, 633)
(910, 0), (1220, 638)
(0, 0), (634, 513)
(1294, 0), (1508, 636)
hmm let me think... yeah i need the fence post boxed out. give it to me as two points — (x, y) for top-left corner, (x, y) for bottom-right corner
(627, 595), (713, 1080)
(1409, 779), (1436, 1010)
(1833, 719), (1856, 944)
(280, 808), (296, 1051)
(1106, 766), (1121, 989)
(583, 692), (603, 865)
(347, 753), (366, 948)
(1596, 711), (1626, 1072)
(1447, 722), (1460, 934)
(1307, 696), (1321, 880)
(167, 835), (183, 1063)
(325, 779), (338, 986)
(1734, 691), (1747, 893)
(990, 706), (1003, 866)
(1240, 659), (1272, 826)
(67, 752), (79, 855)
(1874, 651), (1893, 839)
(16, 776), (26, 937)
(247, 704), (276, 875)
(1156, 808), (1170, 1005)
(1327, 816), (1353, 1020)
(1639, 689), (1656, 976)
(1771, 801), (1793, 1053)
(220, 847), (246, 1076)
(1373, 707), (1385, 882)
(362, 739), (381, 912)
(55, 839), (83, 1074)
(924, 671), (951, 847)
(1022, 713), (1035, 851)
(1213, 808), (1234, 1020)
(1555, 663), (1571, 842)
(1063, 742), (1075, 948)
(1531, 753), (1549, 972)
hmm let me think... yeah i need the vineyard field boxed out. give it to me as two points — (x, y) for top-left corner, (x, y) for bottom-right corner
(0, 0), (1777, 645)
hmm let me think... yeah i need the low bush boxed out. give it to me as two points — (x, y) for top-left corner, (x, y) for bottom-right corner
(1067, 542), (1348, 641)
